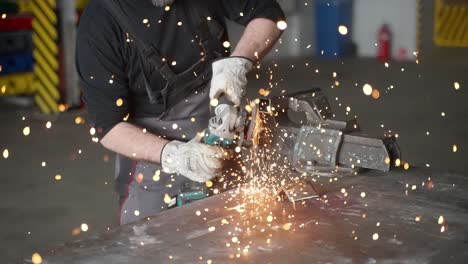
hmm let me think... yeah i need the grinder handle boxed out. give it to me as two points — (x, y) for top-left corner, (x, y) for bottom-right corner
(205, 96), (241, 148)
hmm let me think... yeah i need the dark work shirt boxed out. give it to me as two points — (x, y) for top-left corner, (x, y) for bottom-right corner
(76, 0), (284, 138)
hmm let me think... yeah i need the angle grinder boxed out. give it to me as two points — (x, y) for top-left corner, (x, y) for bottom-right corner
(172, 99), (270, 208)
(203, 98), (271, 149)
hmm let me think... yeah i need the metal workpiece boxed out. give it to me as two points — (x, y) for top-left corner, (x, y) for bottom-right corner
(268, 92), (330, 127)
(271, 126), (394, 174)
(270, 88), (353, 131)
(266, 89), (400, 174)
(35, 168), (468, 263)
(293, 126), (344, 171)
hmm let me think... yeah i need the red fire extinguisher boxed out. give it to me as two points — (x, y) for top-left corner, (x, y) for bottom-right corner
(377, 24), (392, 61)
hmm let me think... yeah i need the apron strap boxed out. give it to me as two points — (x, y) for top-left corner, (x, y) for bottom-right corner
(100, 0), (220, 112)
(100, 0), (177, 104)
(180, 1), (216, 59)
(100, 0), (166, 69)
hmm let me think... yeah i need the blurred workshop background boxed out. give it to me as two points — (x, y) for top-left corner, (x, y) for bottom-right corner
(0, 0), (467, 262)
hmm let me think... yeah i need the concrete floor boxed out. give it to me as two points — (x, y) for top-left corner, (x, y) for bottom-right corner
(0, 57), (467, 262)
(0, 104), (118, 263)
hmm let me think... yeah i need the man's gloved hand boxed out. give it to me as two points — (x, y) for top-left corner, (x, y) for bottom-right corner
(210, 57), (254, 106)
(161, 135), (227, 183)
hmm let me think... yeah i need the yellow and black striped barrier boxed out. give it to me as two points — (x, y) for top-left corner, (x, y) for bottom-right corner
(434, 0), (468, 47)
(18, 0), (34, 14)
(31, 0), (60, 114)
(1, 0), (90, 113)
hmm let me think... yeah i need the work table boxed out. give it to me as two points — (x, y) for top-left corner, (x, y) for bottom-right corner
(32, 168), (468, 263)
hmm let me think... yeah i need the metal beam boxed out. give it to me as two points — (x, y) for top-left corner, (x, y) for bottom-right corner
(58, 0), (80, 107)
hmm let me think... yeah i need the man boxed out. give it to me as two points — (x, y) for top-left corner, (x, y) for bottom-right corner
(76, 0), (284, 225)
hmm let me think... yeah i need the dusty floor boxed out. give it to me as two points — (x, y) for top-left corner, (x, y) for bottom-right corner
(0, 56), (467, 262)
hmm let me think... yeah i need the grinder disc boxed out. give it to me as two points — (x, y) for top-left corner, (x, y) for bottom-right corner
(243, 102), (258, 145)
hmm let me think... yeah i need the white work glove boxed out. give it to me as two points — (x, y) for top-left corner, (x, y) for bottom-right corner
(210, 57), (254, 106)
(161, 135), (226, 183)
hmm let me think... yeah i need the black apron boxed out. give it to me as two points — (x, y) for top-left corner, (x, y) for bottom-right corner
(100, 0), (225, 224)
